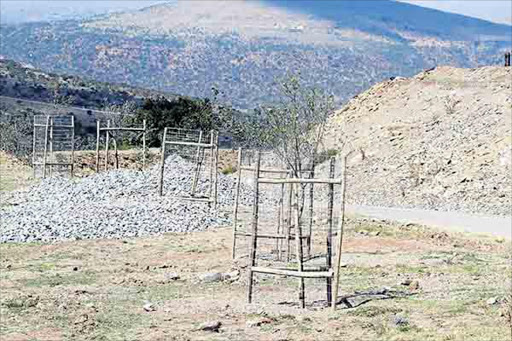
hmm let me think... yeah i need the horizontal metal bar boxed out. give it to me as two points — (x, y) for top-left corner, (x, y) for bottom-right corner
(164, 141), (213, 148)
(235, 232), (310, 240)
(99, 127), (145, 132)
(170, 196), (213, 203)
(258, 178), (342, 185)
(34, 124), (74, 128)
(240, 166), (290, 174)
(251, 266), (334, 278)
(33, 162), (73, 166)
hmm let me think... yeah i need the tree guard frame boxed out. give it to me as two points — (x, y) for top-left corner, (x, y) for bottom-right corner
(158, 127), (219, 208)
(246, 151), (348, 310)
(231, 148), (314, 261)
(32, 115), (75, 179)
(95, 119), (147, 172)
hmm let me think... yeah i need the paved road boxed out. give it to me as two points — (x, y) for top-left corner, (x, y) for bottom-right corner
(346, 205), (511, 239)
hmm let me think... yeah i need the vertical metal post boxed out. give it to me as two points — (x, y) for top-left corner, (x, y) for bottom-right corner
(294, 182), (306, 309)
(95, 120), (100, 173)
(191, 130), (203, 196)
(207, 130), (214, 202)
(326, 157), (335, 306)
(142, 119), (147, 169)
(49, 116), (54, 178)
(231, 147), (243, 259)
(158, 128), (168, 196)
(213, 131), (219, 209)
(247, 151), (261, 304)
(42, 116), (50, 179)
(113, 138), (119, 169)
(286, 175), (293, 261)
(307, 164), (315, 257)
(104, 120), (110, 171)
(332, 156), (347, 311)
(32, 115), (37, 178)
(70, 116), (75, 178)
(276, 176), (284, 260)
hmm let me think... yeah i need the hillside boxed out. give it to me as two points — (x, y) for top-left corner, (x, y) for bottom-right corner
(325, 65), (512, 216)
(0, 58), (172, 108)
(0, 0), (510, 109)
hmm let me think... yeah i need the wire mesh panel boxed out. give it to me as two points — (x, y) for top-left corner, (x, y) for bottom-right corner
(32, 115), (74, 178)
(159, 128), (219, 206)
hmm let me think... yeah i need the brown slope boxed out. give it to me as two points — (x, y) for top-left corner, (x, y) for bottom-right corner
(325, 66), (512, 216)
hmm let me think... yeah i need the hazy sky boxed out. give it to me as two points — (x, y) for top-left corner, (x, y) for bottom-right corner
(1, 0), (511, 25)
(396, 0), (512, 25)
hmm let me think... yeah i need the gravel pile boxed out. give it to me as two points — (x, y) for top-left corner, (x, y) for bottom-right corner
(0, 155), (265, 243)
(324, 66), (511, 216)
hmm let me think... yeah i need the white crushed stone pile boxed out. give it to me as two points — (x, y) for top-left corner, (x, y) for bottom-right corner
(0, 155), (265, 243)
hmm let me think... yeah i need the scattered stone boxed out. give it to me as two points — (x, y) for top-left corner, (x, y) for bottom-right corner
(164, 272), (180, 281)
(486, 297), (499, 305)
(199, 272), (223, 283)
(393, 315), (409, 326)
(408, 280), (420, 291)
(143, 302), (156, 312)
(199, 321), (222, 332)
(0, 155), (277, 243)
(222, 270), (240, 281)
(400, 279), (412, 286)
(421, 258), (445, 266)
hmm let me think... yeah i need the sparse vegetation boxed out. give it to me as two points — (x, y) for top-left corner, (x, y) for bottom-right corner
(221, 165), (237, 175)
(0, 222), (509, 340)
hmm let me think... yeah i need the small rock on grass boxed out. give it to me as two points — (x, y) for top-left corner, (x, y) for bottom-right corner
(199, 272), (223, 283)
(400, 279), (412, 286)
(143, 302), (156, 312)
(408, 280), (420, 291)
(486, 297), (499, 305)
(199, 321), (222, 332)
(393, 315), (409, 326)
(164, 272), (180, 281)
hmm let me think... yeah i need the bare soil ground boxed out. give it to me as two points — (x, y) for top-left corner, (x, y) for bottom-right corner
(1, 219), (510, 341)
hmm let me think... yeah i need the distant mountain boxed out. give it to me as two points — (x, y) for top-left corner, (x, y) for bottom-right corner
(0, 0), (510, 108)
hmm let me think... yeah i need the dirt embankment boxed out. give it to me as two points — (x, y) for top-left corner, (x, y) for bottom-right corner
(325, 66), (512, 216)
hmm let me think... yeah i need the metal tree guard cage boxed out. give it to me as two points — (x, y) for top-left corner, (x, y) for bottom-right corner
(158, 128), (219, 208)
(245, 151), (347, 310)
(32, 115), (75, 179)
(231, 149), (315, 261)
(95, 119), (147, 172)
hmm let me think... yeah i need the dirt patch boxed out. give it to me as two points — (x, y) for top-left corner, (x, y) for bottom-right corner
(1, 219), (510, 341)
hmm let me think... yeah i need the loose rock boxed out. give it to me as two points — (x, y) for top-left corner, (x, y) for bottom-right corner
(199, 272), (223, 283)
(199, 321), (222, 332)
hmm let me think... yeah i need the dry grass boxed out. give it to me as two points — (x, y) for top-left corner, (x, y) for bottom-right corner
(0, 152), (33, 192)
(1, 219), (510, 341)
